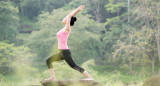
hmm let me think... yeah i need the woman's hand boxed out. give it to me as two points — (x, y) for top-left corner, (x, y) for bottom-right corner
(64, 5), (85, 23)
(77, 5), (85, 11)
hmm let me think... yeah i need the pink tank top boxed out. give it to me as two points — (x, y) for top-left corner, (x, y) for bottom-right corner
(57, 29), (71, 49)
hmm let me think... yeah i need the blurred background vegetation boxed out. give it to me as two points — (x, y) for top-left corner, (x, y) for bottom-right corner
(0, 0), (160, 86)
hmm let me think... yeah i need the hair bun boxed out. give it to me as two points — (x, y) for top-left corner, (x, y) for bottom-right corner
(73, 17), (77, 21)
(70, 17), (77, 26)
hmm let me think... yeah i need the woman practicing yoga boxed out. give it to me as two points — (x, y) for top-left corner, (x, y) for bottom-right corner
(44, 5), (94, 82)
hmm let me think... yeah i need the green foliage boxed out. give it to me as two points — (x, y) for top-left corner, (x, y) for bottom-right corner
(0, 1), (19, 42)
(109, 0), (160, 74)
(64, 0), (108, 22)
(20, 0), (42, 20)
(27, 29), (55, 62)
(0, 74), (4, 81)
(18, 16), (37, 31)
(42, 0), (72, 12)
(19, 0), (72, 20)
(105, 0), (125, 13)
(0, 42), (16, 74)
(0, 42), (36, 77)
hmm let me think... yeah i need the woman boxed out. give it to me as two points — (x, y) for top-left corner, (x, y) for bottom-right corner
(44, 5), (94, 82)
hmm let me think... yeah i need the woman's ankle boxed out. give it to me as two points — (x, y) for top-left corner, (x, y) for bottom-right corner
(82, 78), (94, 81)
(47, 76), (56, 79)
(83, 70), (93, 79)
(51, 77), (56, 79)
(87, 77), (93, 79)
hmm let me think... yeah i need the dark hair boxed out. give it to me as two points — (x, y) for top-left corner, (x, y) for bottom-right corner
(70, 16), (77, 26)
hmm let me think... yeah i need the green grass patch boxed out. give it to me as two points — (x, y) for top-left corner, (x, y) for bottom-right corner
(16, 33), (31, 40)
(1, 60), (153, 86)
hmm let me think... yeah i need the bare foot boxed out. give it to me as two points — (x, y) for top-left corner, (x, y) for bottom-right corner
(81, 78), (94, 81)
(41, 77), (56, 83)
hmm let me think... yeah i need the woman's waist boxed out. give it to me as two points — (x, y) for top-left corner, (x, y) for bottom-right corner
(58, 44), (69, 50)
(58, 49), (71, 54)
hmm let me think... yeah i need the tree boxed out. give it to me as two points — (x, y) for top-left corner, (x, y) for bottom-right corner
(20, 0), (42, 20)
(112, 0), (160, 74)
(83, 0), (108, 23)
(130, 0), (159, 74)
(98, 0), (127, 63)
(19, 0), (72, 20)
(0, 42), (35, 75)
(0, 1), (19, 42)
(42, 0), (72, 12)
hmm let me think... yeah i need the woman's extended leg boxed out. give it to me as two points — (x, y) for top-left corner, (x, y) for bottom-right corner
(62, 50), (93, 81)
(82, 70), (94, 81)
(45, 52), (63, 81)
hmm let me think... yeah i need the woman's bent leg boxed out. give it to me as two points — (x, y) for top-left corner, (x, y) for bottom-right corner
(46, 53), (63, 68)
(44, 53), (63, 81)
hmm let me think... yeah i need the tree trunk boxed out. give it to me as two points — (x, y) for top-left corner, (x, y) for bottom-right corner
(129, 57), (132, 72)
(157, 1), (160, 75)
(128, 0), (130, 29)
(128, 0), (132, 73)
(3, 36), (5, 40)
(96, 3), (100, 23)
(152, 57), (155, 74)
(94, 0), (100, 23)
(156, 31), (160, 74)
(147, 52), (155, 74)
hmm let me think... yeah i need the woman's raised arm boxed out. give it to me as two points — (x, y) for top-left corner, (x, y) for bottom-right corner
(65, 5), (85, 28)
(68, 5), (85, 17)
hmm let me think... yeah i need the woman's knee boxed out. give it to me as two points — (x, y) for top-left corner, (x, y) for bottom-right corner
(46, 58), (50, 65)
(46, 58), (53, 68)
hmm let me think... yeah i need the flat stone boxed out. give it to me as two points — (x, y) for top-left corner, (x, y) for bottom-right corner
(40, 80), (101, 86)
(20, 85), (42, 86)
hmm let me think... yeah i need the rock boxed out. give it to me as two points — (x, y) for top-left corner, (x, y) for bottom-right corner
(143, 75), (160, 86)
(40, 80), (101, 86)
(20, 85), (41, 86)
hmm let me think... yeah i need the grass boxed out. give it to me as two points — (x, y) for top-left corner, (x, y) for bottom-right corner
(16, 33), (31, 40)
(0, 60), (153, 86)
(92, 65), (149, 83)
